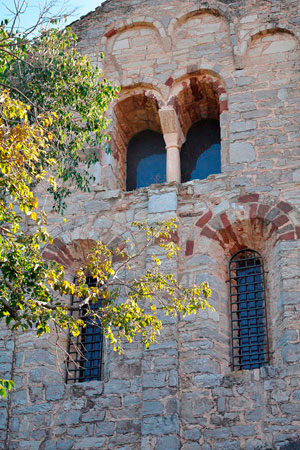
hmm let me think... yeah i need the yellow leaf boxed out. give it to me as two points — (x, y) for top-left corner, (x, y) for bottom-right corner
(31, 212), (37, 221)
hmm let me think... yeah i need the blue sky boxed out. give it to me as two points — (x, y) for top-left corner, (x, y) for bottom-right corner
(1, 1), (105, 30)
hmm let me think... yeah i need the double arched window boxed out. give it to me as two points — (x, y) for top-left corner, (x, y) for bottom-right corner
(126, 119), (221, 191)
(229, 249), (270, 371)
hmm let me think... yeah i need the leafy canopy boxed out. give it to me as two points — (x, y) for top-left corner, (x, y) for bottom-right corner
(0, 18), (119, 211)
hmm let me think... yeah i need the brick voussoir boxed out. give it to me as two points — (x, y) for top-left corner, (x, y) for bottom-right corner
(196, 210), (213, 228)
(185, 240), (194, 256)
(250, 203), (258, 219)
(277, 201), (293, 214)
(220, 212), (231, 229)
(238, 194), (259, 203)
(257, 204), (271, 219)
(273, 215), (290, 228)
(200, 226), (217, 240)
(276, 231), (295, 242)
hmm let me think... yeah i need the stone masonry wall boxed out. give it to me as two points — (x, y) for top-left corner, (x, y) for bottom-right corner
(0, 0), (300, 449)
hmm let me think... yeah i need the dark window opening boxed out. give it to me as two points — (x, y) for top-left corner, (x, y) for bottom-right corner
(181, 119), (221, 183)
(229, 249), (270, 371)
(66, 276), (103, 383)
(126, 129), (166, 191)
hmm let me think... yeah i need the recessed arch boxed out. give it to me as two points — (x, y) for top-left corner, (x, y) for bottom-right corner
(107, 21), (165, 55)
(166, 71), (228, 181)
(168, 3), (233, 36)
(192, 195), (298, 256)
(103, 21), (166, 85)
(167, 70), (227, 136)
(111, 86), (164, 189)
(241, 26), (300, 65)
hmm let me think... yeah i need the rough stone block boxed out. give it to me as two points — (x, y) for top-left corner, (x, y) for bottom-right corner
(142, 401), (164, 416)
(116, 420), (140, 435)
(183, 428), (202, 441)
(181, 393), (214, 418)
(142, 372), (167, 388)
(156, 435), (180, 450)
(229, 142), (255, 163)
(74, 437), (106, 449)
(148, 192), (177, 213)
(230, 121), (257, 133)
(282, 343), (300, 363)
(182, 443), (202, 450)
(95, 421), (115, 436)
(141, 414), (179, 436)
(45, 385), (65, 402)
(232, 425), (256, 436)
(81, 409), (106, 423)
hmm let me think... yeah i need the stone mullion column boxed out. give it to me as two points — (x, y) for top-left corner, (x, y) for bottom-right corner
(159, 107), (185, 184)
(141, 187), (180, 450)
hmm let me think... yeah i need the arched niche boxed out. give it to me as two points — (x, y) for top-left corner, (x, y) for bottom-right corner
(168, 72), (226, 181)
(126, 129), (166, 191)
(169, 73), (225, 135)
(112, 88), (163, 189)
(172, 10), (232, 64)
(245, 29), (299, 68)
(180, 119), (221, 182)
(109, 24), (164, 83)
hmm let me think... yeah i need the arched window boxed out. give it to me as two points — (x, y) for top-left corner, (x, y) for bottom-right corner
(126, 130), (166, 191)
(229, 249), (270, 371)
(66, 276), (103, 383)
(180, 119), (221, 183)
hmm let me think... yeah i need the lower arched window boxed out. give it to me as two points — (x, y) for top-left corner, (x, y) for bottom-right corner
(66, 276), (103, 383)
(229, 249), (270, 371)
(181, 119), (221, 183)
(126, 130), (166, 191)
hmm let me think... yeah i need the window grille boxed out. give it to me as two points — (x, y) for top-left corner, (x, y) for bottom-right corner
(66, 276), (103, 383)
(229, 249), (270, 371)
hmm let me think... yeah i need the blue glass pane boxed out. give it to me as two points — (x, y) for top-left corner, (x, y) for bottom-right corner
(181, 119), (221, 182)
(136, 153), (166, 189)
(126, 130), (166, 191)
(190, 143), (221, 181)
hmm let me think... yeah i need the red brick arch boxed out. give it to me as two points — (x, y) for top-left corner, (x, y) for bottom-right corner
(186, 194), (300, 256)
(42, 238), (97, 273)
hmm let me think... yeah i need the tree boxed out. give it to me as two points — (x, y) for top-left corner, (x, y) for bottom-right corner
(0, 10), (213, 397)
(1, 8), (119, 211)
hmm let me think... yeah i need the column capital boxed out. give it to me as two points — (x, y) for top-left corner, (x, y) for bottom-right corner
(159, 107), (185, 150)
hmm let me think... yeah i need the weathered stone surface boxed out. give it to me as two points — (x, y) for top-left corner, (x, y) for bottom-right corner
(148, 191), (177, 213)
(229, 142), (256, 163)
(45, 385), (65, 401)
(141, 414), (179, 435)
(156, 435), (180, 450)
(74, 437), (106, 449)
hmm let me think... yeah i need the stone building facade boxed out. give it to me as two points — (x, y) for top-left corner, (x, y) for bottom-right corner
(1, 0), (300, 449)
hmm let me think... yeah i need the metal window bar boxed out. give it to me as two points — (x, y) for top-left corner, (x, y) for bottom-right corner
(66, 276), (104, 383)
(229, 249), (270, 371)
